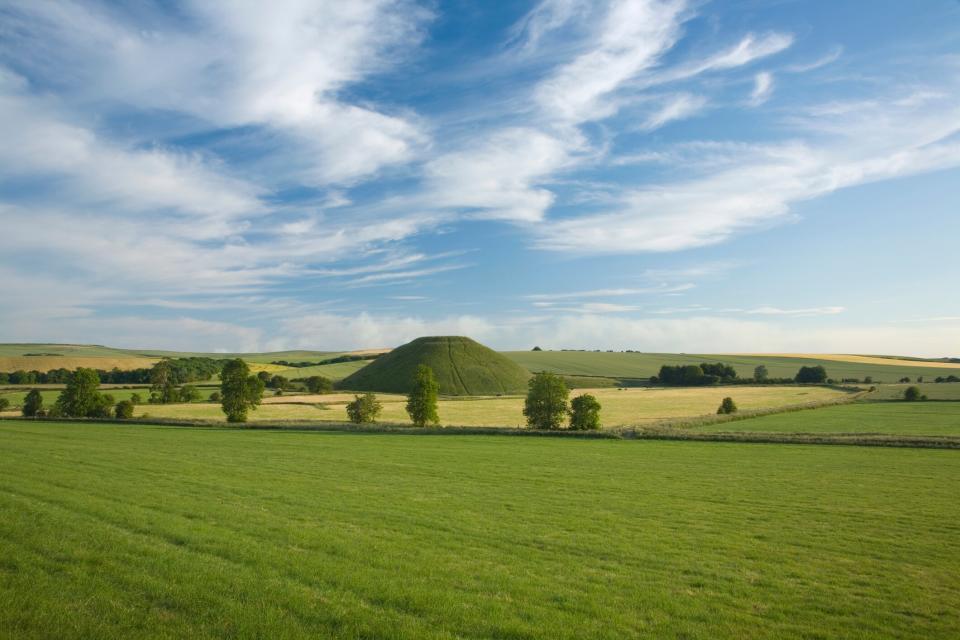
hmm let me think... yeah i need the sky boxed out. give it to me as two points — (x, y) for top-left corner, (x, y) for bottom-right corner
(0, 0), (958, 355)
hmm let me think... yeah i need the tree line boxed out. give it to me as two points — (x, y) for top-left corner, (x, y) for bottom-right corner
(651, 363), (831, 386)
(0, 357), (224, 386)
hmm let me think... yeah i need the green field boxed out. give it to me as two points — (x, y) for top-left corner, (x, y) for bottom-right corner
(696, 402), (960, 436)
(867, 383), (960, 401)
(131, 386), (851, 428)
(504, 351), (960, 382)
(1, 421), (958, 639)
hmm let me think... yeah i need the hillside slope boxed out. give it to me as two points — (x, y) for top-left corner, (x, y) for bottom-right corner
(340, 336), (530, 395)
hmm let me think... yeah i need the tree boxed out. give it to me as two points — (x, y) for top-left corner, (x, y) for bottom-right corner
(523, 372), (569, 430)
(220, 359), (265, 423)
(130, 393), (142, 405)
(717, 397), (738, 414)
(406, 365), (439, 427)
(754, 365), (769, 382)
(569, 394), (601, 430)
(305, 376), (333, 394)
(22, 389), (43, 417)
(56, 368), (104, 417)
(209, 391), (221, 402)
(150, 360), (179, 404)
(269, 375), (289, 390)
(179, 385), (201, 402)
(795, 365), (827, 384)
(532, 346), (543, 351)
(0, 398), (8, 412)
(903, 386), (924, 402)
(114, 400), (135, 419)
(346, 393), (382, 424)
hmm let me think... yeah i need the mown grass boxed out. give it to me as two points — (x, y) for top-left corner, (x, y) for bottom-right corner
(135, 386), (851, 428)
(694, 401), (960, 436)
(1, 421), (959, 639)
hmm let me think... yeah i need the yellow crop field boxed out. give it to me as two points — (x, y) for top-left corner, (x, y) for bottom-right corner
(0, 356), (159, 373)
(139, 386), (851, 428)
(245, 362), (296, 374)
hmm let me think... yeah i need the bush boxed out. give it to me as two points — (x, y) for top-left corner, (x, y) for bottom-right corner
(795, 366), (828, 383)
(305, 376), (333, 394)
(717, 397), (738, 414)
(903, 386), (924, 402)
(532, 346), (543, 351)
(406, 365), (439, 427)
(523, 372), (569, 430)
(346, 393), (382, 424)
(209, 391), (221, 402)
(130, 393), (142, 405)
(754, 365), (769, 382)
(569, 394), (601, 430)
(0, 398), (9, 412)
(179, 385), (201, 402)
(114, 400), (135, 419)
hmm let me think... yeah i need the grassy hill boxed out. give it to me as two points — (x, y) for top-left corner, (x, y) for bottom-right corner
(340, 336), (531, 395)
(503, 351), (959, 382)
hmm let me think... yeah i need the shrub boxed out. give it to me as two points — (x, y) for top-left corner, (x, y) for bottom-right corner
(209, 391), (221, 402)
(305, 376), (333, 394)
(523, 372), (569, 430)
(754, 365), (769, 382)
(717, 397), (738, 414)
(346, 393), (382, 424)
(179, 385), (201, 402)
(0, 398), (9, 412)
(114, 400), (135, 419)
(795, 366), (828, 383)
(130, 393), (142, 405)
(406, 365), (440, 427)
(903, 386), (924, 402)
(532, 346), (543, 351)
(569, 394), (601, 430)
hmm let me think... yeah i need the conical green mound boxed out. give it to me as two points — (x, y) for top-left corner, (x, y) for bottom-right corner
(339, 336), (531, 395)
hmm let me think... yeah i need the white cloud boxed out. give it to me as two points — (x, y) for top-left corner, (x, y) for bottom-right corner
(534, 89), (960, 253)
(527, 284), (694, 300)
(641, 93), (708, 129)
(535, 0), (689, 124)
(742, 306), (845, 316)
(423, 128), (573, 222)
(749, 71), (774, 106)
(0, 0), (431, 185)
(785, 46), (843, 73)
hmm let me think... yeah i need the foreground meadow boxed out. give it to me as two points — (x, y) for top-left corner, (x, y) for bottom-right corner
(133, 385), (851, 428)
(0, 421), (958, 639)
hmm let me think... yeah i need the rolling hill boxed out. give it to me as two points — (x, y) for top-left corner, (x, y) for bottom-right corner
(339, 336), (531, 395)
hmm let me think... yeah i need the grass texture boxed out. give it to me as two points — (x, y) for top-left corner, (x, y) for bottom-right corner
(1, 421), (959, 639)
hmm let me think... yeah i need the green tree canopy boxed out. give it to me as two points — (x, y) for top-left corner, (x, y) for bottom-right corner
(220, 359), (265, 423)
(305, 376), (333, 394)
(754, 365), (769, 381)
(903, 386), (923, 402)
(346, 393), (382, 424)
(22, 389), (43, 417)
(523, 372), (569, 430)
(0, 398), (9, 412)
(150, 360), (178, 404)
(717, 397), (738, 414)
(795, 365), (828, 384)
(406, 364), (440, 427)
(569, 394), (601, 430)
(114, 400), (135, 419)
(56, 368), (105, 418)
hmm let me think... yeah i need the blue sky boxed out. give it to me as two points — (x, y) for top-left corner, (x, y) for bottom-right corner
(1, 0), (958, 354)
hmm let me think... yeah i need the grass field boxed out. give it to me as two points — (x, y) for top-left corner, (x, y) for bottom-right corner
(696, 402), (960, 436)
(504, 351), (960, 382)
(1, 421), (958, 639)
(134, 386), (851, 428)
(867, 383), (960, 401)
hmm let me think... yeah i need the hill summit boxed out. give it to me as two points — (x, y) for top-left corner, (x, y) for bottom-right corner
(339, 336), (531, 395)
